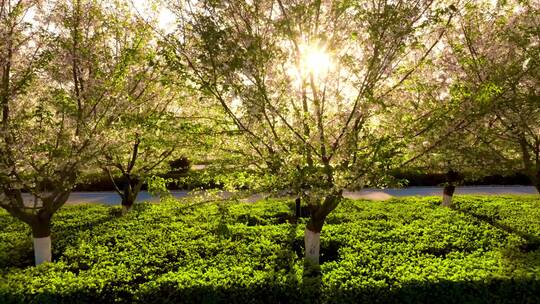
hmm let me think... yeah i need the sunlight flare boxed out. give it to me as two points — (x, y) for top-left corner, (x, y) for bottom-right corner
(299, 43), (332, 78)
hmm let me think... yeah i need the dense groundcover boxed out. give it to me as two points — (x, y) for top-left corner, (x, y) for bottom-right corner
(1, 196), (539, 304)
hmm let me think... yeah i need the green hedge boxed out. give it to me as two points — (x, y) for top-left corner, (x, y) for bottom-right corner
(0, 196), (539, 303)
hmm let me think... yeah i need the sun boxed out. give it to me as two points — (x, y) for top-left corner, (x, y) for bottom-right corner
(299, 43), (332, 78)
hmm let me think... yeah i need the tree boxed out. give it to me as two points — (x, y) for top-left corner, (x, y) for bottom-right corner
(0, 0), (69, 266)
(168, 0), (455, 266)
(399, 0), (540, 204)
(98, 12), (190, 214)
(103, 108), (180, 214)
(0, 0), (153, 265)
(457, 0), (540, 194)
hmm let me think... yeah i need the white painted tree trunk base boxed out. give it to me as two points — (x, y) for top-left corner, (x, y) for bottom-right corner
(304, 228), (321, 265)
(122, 205), (132, 215)
(442, 194), (453, 207)
(33, 236), (51, 265)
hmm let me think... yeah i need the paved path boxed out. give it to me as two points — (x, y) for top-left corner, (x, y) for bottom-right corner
(344, 185), (537, 201)
(60, 191), (189, 205)
(29, 185), (535, 206)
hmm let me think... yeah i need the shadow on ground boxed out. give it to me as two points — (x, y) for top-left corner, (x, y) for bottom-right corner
(1, 276), (537, 304)
(453, 205), (540, 254)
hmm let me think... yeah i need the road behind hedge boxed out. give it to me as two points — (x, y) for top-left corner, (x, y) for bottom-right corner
(20, 185), (537, 206)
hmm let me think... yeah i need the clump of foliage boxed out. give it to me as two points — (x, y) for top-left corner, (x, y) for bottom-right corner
(0, 196), (538, 303)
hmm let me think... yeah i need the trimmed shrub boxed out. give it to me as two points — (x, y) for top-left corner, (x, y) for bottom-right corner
(0, 196), (539, 303)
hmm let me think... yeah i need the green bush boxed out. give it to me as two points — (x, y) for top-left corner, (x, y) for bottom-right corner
(0, 196), (539, 303)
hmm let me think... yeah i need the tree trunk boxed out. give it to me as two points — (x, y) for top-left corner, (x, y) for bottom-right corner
(442, 184), (455, 207)
(121, 204), (132, 215)
(295, 197), (301, 219)
(121, 193), (135, 215)
(30, 214), (52, 265)
(33, 236), (51, 266)
(303, 191), (342, 267)
(121, 177), (143, 215)
(2, 186), (70, 267)
(532, 170), (540, 195)
(304, 211), (326, 267)
(304, 227), (321, 265)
